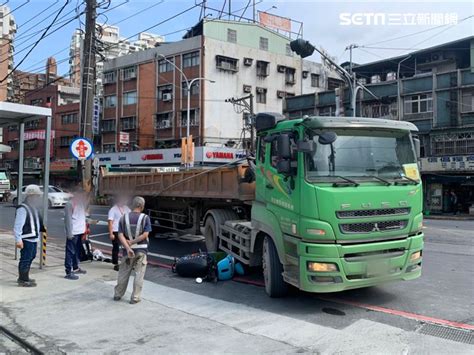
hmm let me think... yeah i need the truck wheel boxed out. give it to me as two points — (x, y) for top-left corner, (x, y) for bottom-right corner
(204, 216), (218, 252)
(263, 236), (288, 298)
(12, 198), (17, 206)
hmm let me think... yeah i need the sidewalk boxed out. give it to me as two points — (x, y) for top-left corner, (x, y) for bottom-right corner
(1, 232), (471, 354)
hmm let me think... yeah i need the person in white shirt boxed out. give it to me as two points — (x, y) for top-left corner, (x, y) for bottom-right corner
(108, 196), (131, 271)
(64, 186), (88, 280)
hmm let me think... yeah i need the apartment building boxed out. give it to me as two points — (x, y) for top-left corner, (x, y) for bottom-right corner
(1, 85), (80, 185)
(69, 24), (164, 96)
(284, 36), (474, 215)
(100, 19), (341, 153)
(0, 5), (16, 101)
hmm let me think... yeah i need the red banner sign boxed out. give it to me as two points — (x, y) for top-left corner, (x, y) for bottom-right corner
(259, 12), (291, 32)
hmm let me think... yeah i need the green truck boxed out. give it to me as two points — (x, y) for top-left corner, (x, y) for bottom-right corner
(100, 114), (424, 297)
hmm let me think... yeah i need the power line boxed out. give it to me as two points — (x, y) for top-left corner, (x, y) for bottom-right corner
(361, 15), (474, 47)
(0, 0), (72, 83)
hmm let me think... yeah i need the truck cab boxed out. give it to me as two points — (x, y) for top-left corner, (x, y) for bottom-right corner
(252, 114), (424, 297)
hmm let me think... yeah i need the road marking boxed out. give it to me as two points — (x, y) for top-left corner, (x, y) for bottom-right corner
(89, 239), (175, 260)
(89, 232), (109, 238)
(318, 297), (474, 331)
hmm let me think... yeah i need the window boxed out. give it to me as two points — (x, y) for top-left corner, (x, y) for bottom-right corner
(104, 71), (116, 84)
(227, 28), (237, 43)
(121, 116), (137, 130)
(285, 43), (293, 56)
(216, 55), (238, 72)
(61, 113), (78, 125)
(159, 58), (174, 72)
(431, 132), (474, 156)
(158, 85), (172, 100)
(328, 78), (344, 90)
(182, 81), (199, 97)
(123, 91), (137, 105)
(461, 89), (474, 113)
(311, 74), (320, 88)
(179, 109), (199, 127)
(404, 93), (433, 114)
(259, 37), (268, 51)
(256, 87), (267, 104)
(285, 67), (296, 85)
(30, 99), (43, 106)
(101, 119), (116, 132)
(104, 95), (117, 108)
(8, 140), (18, 149)
(121, 66), (136, 80)
(25, 140), (38, 150)
(25, 120), (39, 130)
(59, 136), (77, 147)
(183, 51), (200, 68)
(8, 125), (17, 131)
(155, 112), (173, 129)
(256, 61), (269, 77)
(103, 144), (115, 153)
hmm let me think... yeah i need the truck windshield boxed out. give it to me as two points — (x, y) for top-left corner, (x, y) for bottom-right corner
(305, 129), (417, 182)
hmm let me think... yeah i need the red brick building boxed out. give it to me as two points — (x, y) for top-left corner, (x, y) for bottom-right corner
(2, 85), (80, 186)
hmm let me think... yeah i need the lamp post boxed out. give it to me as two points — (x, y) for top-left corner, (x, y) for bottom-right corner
(158, 55), (215, 139)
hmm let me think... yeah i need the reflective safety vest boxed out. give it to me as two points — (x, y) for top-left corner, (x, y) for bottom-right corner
(124, 213), (148, 249)
(17, 203), (43, 240)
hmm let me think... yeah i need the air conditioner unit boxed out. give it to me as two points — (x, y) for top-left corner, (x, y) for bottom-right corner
(277, 90), (285, 99)
(256, 87), (265, 93)
(243, 85), (252, 93)
(162, 93), (172, 101)
(277, 65), (286, 73)
(302, 71), (309, 79)
(430, 52), (443, 62)
(161, 120), (171, 128)
(243, 57), (253, 66)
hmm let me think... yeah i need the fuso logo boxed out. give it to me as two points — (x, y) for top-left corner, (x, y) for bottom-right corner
(206, 151), (234, 159)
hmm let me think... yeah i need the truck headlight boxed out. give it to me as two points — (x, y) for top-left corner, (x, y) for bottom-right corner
(307, 262), (338, 272)
(410, 251), (422, 262)
(306, 228), (326, 236)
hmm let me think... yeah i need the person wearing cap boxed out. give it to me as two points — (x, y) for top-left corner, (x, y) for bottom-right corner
(108, 195), (131, 271)
(114, 196), (152, 304)
(13, 184), (45, 287)
(63, 186), (88, 280)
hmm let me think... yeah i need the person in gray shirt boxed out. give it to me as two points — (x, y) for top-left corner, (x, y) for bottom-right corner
(113, 196), (152, 304)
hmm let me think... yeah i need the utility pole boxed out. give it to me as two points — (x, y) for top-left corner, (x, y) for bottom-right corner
(79, 0), (96, 192)
(345, 43), (358, 74)
(225, 94), (255, 153)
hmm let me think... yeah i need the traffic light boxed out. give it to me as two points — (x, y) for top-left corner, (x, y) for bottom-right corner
(290, 38), (315, 58)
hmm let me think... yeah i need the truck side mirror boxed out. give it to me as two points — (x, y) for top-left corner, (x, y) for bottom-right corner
(318, 132), (337, 145)
(413, 137), (420, 159)
(276, 160), (292, 176)
(277, 134), (291, 159)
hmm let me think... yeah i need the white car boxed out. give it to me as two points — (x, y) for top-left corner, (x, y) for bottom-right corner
(10, 185), (73, 208)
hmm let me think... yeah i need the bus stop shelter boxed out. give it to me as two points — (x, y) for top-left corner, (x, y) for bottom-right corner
(0, 102), (52, 267)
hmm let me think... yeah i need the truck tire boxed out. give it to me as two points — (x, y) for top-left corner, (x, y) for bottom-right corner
(12, 198), (17, 206)
(263, 236), (288, 298)
(203, 209), (239, 252)
(204, 216), (218, 252)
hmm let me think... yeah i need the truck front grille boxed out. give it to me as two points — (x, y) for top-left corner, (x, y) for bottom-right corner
(340, 220), (408, 234)
(336, 207), (410, 219)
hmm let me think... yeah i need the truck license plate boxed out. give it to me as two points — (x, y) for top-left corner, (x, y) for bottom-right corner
(366, 260), (389, 277)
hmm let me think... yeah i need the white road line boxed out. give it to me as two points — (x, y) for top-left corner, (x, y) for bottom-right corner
(89, 239), (175, 260)
(89, 232), (109, 238)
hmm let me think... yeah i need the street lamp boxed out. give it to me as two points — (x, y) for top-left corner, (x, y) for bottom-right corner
(157, 54), (215, 139)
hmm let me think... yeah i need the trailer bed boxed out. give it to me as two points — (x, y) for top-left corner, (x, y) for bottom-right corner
(100, 165), (255, 202)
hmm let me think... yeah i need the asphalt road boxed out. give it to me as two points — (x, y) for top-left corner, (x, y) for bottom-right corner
(1, 203), (473, 344)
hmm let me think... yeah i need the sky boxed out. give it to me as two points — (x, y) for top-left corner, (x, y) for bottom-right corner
(7, 0), (474, 77)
